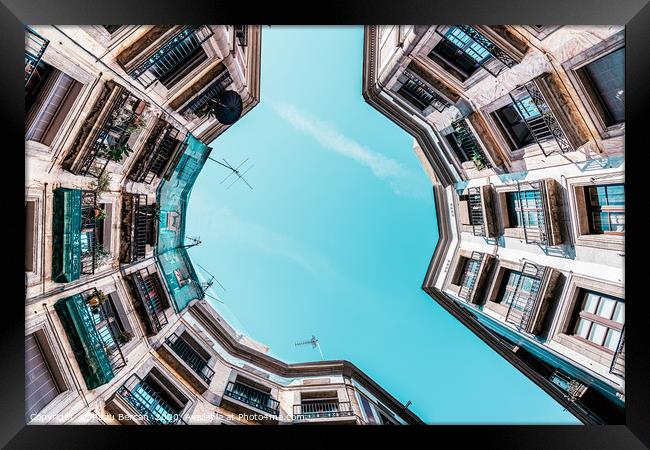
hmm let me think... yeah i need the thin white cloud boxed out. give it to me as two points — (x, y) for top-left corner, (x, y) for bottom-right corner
(273, 103), (424, 196)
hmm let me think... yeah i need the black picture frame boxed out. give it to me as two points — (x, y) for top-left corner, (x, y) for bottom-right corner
(5, 0), (647, 447)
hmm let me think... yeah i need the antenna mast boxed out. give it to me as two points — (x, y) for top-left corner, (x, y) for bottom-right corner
(208, 156), (254, 190)
(295, 335), (324, 360)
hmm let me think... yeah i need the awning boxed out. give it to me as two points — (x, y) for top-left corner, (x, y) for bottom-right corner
(54, 294), (114, 390)
(51, 188), (82, 283)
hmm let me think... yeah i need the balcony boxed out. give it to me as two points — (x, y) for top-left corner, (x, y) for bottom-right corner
(234, 25), (248, 47)
(127, 267), (169, 336)
(609, 327), (625, 377)
(396, 69), (451, 114)
(503, 262), (549, 334)
(175, 65), (233, 121)
(119, 193), (152, 263)
(128, 26), (214, 89)
(433, 25), (518, 78)
(64, 81), (147, 178)
(451, 119), (492, 170)
(25, 27), (49, 86)
(221, 381), (280, 419)
(110, 373), (187, 425)
(54, 289), (127, 390)
(459, 186), (497, 238)
(157, 333), (214, 393)
(452, 251), (495, 304)
(508, 80), (574, 156)
(52, 189), (105, 282)
(509, 180), (563, 247)
(128, 119), (184, 184)
(293, 400), (355, 423)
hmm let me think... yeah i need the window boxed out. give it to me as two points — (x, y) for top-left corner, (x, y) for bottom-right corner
(444, 132), (471, 163)
(576, 47), (624, 127)
(91, 294), (128, 354)
(121, 369), (189, 424)
(497, 270), (537, 310)
(584, 184), (624, 234)
(103, 25), (122, 34)
(395, 71), (449, 113)
(358, 393), (379, 424)
(26, 201), (36, 272)
(492, 98), (538, 150)
(26, 62), (82, 145)
(26, 333), (62, 420)
(428, 26), (491, 81)
(573, 291), (624, 352)
(506, 190), (542, 228)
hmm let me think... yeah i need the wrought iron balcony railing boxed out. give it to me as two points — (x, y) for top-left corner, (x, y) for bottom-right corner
(293, 401), (353, 421)
(509, 81), (573, 156)
(54, 288), (126, 390)
(75, 86), (145, 178)
(467, 187), (486, 237)
(130, 26), (213, 89)
(223, 381), (280, 416)
(130, 267), (169, 335)
(458, 251), (484, 301)
(179, 68), (233, 120)
(398, 70), (451, 113)
(165, 333), (214, 384)
(514, 180), (552, 246)
(609, 327), (625, 377)
(80, 191), (101, 275)
(234, 25), (248, 47)
(25, 27), (49, 86)
(434, 25), (517, 78)
(451, 119), (492, 170)
(129, 123), (183, 184)
(117, 373), (187, 425)
(504, 262), (546, 332)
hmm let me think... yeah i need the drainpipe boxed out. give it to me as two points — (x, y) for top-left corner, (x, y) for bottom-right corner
(41, 183), (47, 296)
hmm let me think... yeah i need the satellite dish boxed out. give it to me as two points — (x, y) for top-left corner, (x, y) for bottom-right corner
(207, 90), (243, 125)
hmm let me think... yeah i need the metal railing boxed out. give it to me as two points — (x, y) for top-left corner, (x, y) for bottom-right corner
(81, 288), (127, 372)
(293, 401), (353, 420)
(117, 373), (187, 425)
(504, 262), (546, 331)
(77, 88), (144, 178)
(130, 124), (181, 184)
(434, 25), (517, 78)
(130, 26), (214, 88)
(458, 251), (484, 301)
(223, 381), (280, 416)
(80, 191), (99, 275)
(514, 180), (551, 246)
(509, 80), (573, 156)
(25, 27), (49, 86)
(234, 25), (248, 47)
(179, 69), (233, 119)
(467, 187), (485, 237)
(609, 327), (625, 377)
(131, 268), (168, 334)
(398, 70), (451, 113)
(131, 194), (150, 261)
(165, 333), (214, 384)
(451, 119), (492, 170)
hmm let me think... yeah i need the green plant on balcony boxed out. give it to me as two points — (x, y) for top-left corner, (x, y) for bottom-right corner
(91, 172), (112, 198)
(94, 244), (112, 267)
(101, 142), (132, 162)
(117, 330), (134, 344)
(88, 289), (108, 310)
(126, 116), (146, 134)
(471, 152), (486, 170)
(94, 207), (107, 221)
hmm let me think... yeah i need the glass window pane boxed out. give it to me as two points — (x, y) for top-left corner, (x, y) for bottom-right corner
(609, 212), (625, 232)
(612, 303), (625, 323)
(596, 297), (616, 319)
(583, 293), (599, 313)
(604, 329), (622, 351)
(584, 47), (625, 125)
(575, 318), (591, 338)
(588, 322), (607, 345)
(605, 184), (625, 205)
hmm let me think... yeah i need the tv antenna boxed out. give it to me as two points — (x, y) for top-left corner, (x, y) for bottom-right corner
(177, 236), (201, 250)
(191, 263), (226, 304)
(208, 156), (254, 190)
(295, 335), (324, 361)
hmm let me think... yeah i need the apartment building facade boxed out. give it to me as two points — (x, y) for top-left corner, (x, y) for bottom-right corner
(24, 25), (421, 426)
(363, 25), (625, 424)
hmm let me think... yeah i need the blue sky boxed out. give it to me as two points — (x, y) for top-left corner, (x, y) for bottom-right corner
(186, 26), (579, 424)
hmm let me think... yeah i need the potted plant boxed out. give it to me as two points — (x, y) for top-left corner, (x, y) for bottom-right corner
(94, 206), (107, 221)
(102, 143), (132, 162)
(91, 172), (111, 199)
(471, 153), (486, 170)
(117, 330), (133, 344)
(94, 244), (112, 267)
(88, 290), (108, 310)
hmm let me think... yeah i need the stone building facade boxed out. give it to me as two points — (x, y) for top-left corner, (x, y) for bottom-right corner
(24, 25), (422, 426)
(363, 25), (625, 424)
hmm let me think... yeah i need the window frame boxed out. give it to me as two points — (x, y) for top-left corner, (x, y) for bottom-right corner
(570, 290), (624, 354)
